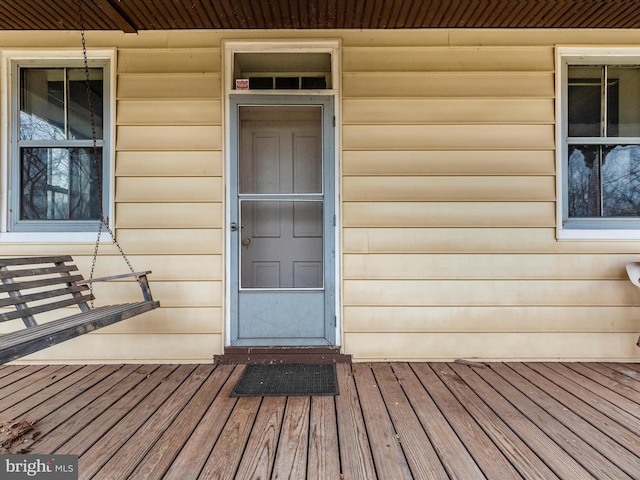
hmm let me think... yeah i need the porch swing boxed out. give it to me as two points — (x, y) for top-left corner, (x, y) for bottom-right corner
(0, 3), (160, 364)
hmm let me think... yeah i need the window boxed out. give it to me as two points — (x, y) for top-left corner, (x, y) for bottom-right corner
(3, 52), (113, 236)
(558, 48), (640, 239)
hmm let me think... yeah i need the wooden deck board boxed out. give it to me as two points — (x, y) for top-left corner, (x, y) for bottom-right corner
(271, 397), (310, 479)
(197, 397), (261, 479)
(391, 362), (486, 479)
(491, 363), (634, 480)
(307, 395), (340, 479)
(21, 365), (143, 454)
(371, 363), (449, 479)
(0, 365), (93, 421)
(128, 364), (235, 479)
(353, 363), (413, 479)
(509, 363), (640, 479)
(33, 365), (162, 454)
(452, 362), (590, 479)
(534, 363), (640, 428)
(234, 396), (286, 479)
(162, 365), (243, 480)
(412, 362), (523, 479)
(334, 363), (377, 479)
(445, 362), (561, 480)
(0, 362), (638, 480)
(93, 364), (214, 480)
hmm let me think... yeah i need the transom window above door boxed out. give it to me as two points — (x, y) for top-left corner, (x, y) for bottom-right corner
(224, 40), (340, 94)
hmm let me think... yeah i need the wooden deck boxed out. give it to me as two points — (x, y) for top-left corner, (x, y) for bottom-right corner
(0, 362), (639, 479)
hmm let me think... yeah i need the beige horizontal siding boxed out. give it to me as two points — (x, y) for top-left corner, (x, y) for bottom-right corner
(343, 125), (554, 150)
(116, 203), (222, 228)
(115, 177), (222, 202)
(343, 46), (554, 72)
(338, 36), (630, 362)
(342, 176), (555, 201)
(343, 98), (555, 124)
(344, 333), (640, 362)
(117, 73), (221, 99)
(66, 254), (219, 281)
(20, 334), (221, 364)
(343, 228), (640, 254)
(116, 151), (222, 177)
(117, 48), (221, 74)
(343, 280), (636, 306)
(104, 307), (222, 334)
(342, 150), (556, 176)
(90, 281), (221, 308)
(114, 229), (222, 255)
(117, 99), (222, 125)
(343, 254), (637, 280)
(343, 306), (640, 333)
(116, 126), (221, 150)
(343, 202), (555, 227)
(343, 72), (554, 97)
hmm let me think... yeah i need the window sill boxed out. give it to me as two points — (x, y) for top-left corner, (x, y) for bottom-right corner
(0, 231), (113, 244)
(557, 228), (640, 241)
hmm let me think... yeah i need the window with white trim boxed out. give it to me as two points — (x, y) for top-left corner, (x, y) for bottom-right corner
(5, 54), (112, 234)
(558, 48), (640, 239)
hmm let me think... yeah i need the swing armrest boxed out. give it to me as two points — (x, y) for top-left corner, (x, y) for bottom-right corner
(78, 271), (152, 284)
(77, 271), (155, 302)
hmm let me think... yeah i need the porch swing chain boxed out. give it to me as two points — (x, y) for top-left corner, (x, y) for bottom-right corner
(78, 0), (138, 300)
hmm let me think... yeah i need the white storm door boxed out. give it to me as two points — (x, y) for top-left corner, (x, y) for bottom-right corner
(230, 99), (335, 346)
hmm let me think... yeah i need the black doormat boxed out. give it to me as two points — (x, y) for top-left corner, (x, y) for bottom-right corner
(231, 363), (338, 397)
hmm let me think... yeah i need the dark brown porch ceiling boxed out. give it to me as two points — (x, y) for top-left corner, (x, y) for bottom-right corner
(0, 0), (639, 33)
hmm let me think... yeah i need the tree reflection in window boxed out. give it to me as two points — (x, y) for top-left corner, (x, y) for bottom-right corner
(567, 65), (640, 220)
(568, 145), (640, 217)
(20, 147), (101, 220)
(18, 67), (103, 222)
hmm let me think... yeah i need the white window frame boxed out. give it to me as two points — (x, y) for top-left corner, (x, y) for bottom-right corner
(0, 49), (116, 243)
(557, 46), (640, 240)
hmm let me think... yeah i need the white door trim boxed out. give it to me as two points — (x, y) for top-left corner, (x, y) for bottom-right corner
(222, 39), (342, 349)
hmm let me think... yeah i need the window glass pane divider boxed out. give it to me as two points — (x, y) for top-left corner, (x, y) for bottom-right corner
(64, 68), (69, 139)
(601, 65), (607, 137)
(238, 194), (324, 201)
(17, 140), (105, 147)
(567, 137), (640, 144)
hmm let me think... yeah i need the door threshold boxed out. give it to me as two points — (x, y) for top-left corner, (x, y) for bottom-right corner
(214, 346), (352, 365)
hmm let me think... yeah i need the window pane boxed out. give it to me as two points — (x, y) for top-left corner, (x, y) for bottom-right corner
(239, 106), (322, 194)
(20, 147), (102, 220)
(19, 68), (103, 141)
(602, 145), (640, 216)
(20, 69), (65, 140)
(568, 67), (602, 137)
(68, 68), (103, 140)
(568, 145), (601, 217)
(607, 67), (640, 137)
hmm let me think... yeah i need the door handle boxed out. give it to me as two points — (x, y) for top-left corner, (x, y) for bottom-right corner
(242, 238), (251, 247)
(230, 222), (238, 232)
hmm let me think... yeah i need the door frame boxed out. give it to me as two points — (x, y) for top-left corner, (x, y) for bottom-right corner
(224, 94), (340, 347)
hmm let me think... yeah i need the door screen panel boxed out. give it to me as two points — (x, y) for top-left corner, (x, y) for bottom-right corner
(232, 100), (334, 346)
(240, 200), (323, 288)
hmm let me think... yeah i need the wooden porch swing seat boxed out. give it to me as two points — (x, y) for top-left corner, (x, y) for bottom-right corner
(0, 256), (159, 364)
